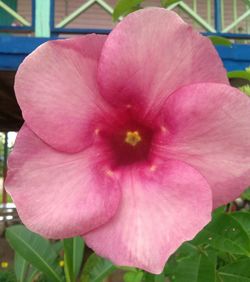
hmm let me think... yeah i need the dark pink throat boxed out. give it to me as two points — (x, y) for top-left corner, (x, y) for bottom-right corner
(100, 114), (155, 168)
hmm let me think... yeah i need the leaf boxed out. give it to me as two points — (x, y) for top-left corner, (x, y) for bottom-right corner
(143, 273), (155, 282)
(6, 225), (63, 282)
(0, 271), (16, 282)
(26, 266), (39, 282)
(14, 252), (28, 282)
(124, 270), (144, 282)
(242, 188), (250, 200)
(80, 253), (116, 282)
(193, 214), (250, 256)
(218, 258), (250, 281)
(174, 253), (216, 282)
(63, 237), (84, 281)
(73, 237), (85, 278)
(63, 238), (75, 282)
(164, 242), (197, 278)
(14, 252), (39, 282)
(212, 206), (226, 218)
(238, 84), (250, 96)
(227, 71), (250, 81)
(113, 0), (143, 21)
(143, 273), (165, 282)
(153, 273), (165, 282)
(165, 245), (217, 282)
(208, 36), (232, 46)
(53, 240), (63, 254)
(231, 212), (250, 235)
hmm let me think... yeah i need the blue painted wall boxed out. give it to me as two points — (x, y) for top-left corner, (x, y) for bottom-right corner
(1, 36), (250, 72)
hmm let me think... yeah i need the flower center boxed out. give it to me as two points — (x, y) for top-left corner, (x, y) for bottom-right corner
(105, 121), (154, 167)
(98, 108), (156, 168)
(125, 131), (141, 146)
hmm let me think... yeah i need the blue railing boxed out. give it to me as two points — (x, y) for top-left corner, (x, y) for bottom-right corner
(0, 0), (250, 39)
(1, 0), (250, 72)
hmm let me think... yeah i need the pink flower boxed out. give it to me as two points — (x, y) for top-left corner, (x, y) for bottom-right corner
(5, 8), (250, 274)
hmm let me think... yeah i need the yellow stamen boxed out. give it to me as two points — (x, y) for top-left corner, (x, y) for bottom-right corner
(125, 131), (141, 146)
(150, 165), (157, 172)
(59, 260), (64, 267)
(1, 262), (8, 268)
(106, 170), (114, 177)
(161, 126), (167, 133)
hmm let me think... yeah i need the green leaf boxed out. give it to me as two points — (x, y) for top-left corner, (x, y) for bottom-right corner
(26, 266), (39, 282)
(231, 212), (250, 235)
(153, 273), (165, 282)
(218, 258), (250, 281)
(164, 242), (197, 278)
(15, 253), (39, 282)
(193, 214), (250, 256)
(6, 225), (63, 282)
(113, 0), (143, 21)
(164, 243), (216, 282)
(142, 272), (165, 282)
(53, 240), (63, 254)
(238, 85), (250, 97)
(124, 270), (144, 282)
(63, 238), (75, 282)
(143, 273), (155, 282)
(227, 71), (250, 81)
(175, 253), (216, 282)
(80, 254), (116, 282)
(212, 206), (226, 218)
(208, 36), (232, 46)
(0, 271), (16, 282)
(73, 237), (85, 279)
(241, 188), (250, 201)
(63, 237), (84, 282)
(14, 252), (28, 282)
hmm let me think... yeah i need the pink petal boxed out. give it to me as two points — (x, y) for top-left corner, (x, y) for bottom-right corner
(84, 161), (212, 274)
(98, 8), (228, 117)
(15, 35), (109, 153)
(158, 83), (250, 208)
(5, 125), (121, 239)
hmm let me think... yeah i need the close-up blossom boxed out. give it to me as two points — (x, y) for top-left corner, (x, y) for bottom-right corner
(5, 7), (250, 274)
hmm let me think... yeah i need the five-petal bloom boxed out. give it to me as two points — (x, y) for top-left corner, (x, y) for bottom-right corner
(5, 8), (250, 274)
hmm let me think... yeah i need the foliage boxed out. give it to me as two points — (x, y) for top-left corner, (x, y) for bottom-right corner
(3, 208), (250, 282)
(208, 36), (232, 46)
(239, 85), (250, 97)
(6, 225), (64, 282)
(228, 70), (250, 81)
(113, 0), (144, 21)
(0, 193), (12, 203)
(0, 270), (16, 282)
(63, 237), (85, 282)
(242, 188), (250, 200)
(81, 253), (115, 282)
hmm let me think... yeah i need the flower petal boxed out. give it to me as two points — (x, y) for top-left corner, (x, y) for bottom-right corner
(5, 125), (121, 239)
(98, 8), (228, 116)
(159, 83), (250, 207)
(15, 35), (108, 153)
(84, 161), (212, 274)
